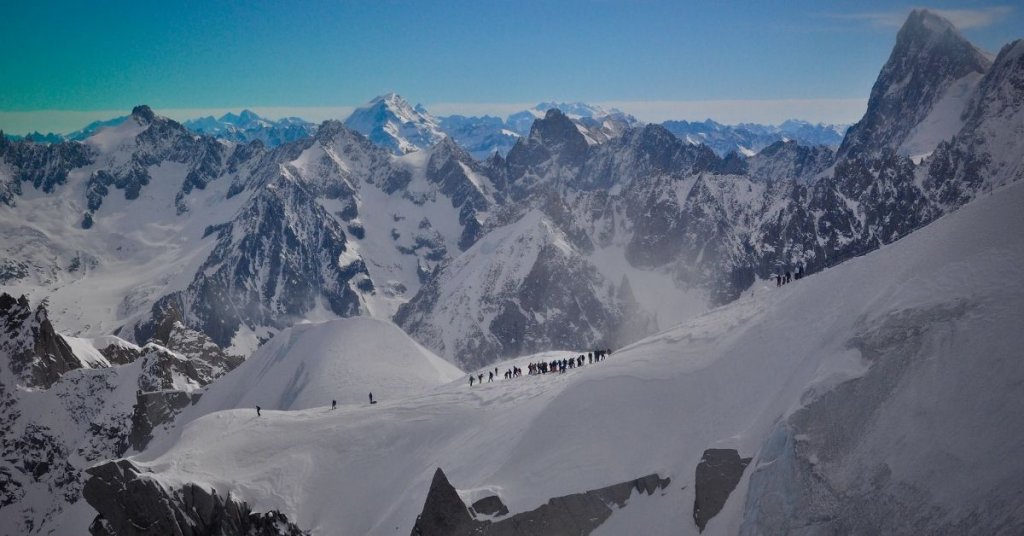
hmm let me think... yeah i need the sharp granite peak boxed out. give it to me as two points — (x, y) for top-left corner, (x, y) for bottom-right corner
(0, 8), (1023, 535)
(838, 8), (992, 161)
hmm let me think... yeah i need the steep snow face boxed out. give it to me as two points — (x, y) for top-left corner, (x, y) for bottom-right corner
(838, 9), (991, 160)
(395, 209), (648, 369)
(108, 178), (1024, 536)
(344, 93), (446, 155)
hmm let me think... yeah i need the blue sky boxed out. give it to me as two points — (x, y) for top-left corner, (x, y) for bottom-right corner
(0, 1), (1020, 133)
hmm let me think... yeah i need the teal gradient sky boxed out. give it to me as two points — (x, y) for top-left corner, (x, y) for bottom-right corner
(1, 1), (1020, 133)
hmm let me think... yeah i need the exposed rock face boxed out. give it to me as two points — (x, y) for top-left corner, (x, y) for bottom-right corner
(128, 390), (201, 451)
(0, 134), (92, 206)
(0, 293), (83, 388)
(410, 467), (670, 536)
(693, 449), (752, 532)
(135, 174), (369, 348)
(84, 460), (307, 536)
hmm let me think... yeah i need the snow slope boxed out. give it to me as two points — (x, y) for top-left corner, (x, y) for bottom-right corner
(179, 317), (462, 414)
(119, 176), (1024, 534)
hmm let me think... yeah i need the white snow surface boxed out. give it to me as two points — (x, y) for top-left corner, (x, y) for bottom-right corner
(127, 179), (1024, 534)
(179, 317), (461, 414)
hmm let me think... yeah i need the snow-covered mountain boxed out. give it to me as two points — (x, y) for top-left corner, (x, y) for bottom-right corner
(661, 118), (847, 157)
(0, 103), (503, 360)
(343, 93), (447, 155)
(1, 8), (1023, 535)
(2, 9), (1021, 370)
(84, 171), (1024, 535)
(183, 110), (317, 147)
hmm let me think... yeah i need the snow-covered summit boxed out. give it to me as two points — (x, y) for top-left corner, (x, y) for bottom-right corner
(343, 93), (447, 155)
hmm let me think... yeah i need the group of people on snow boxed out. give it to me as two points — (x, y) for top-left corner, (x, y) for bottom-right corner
(469, 349), (611, 387)
(775, 265), (805, 287)
(256, 346), (619, 415)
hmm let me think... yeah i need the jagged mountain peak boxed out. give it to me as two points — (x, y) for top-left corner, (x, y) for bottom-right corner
(130, 105), (156, 124)
(531, 108), (586, 144)
(837, 8), (992, 161)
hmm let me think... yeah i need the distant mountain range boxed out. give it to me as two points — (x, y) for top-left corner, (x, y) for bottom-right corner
(1, 9), (1023, 534)
(3, 101), (848, 160)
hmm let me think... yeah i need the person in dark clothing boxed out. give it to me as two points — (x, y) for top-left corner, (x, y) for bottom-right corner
(785, 271), (791, 284)
(470, 376), (474, 386)
(256, 406), (261, 416)
(488, 371), (494, 383)
(369, 392), (375, 404)
(776, 274), (781, 286)
(478, 373), (483, 384)
(331, 400), (337, 410)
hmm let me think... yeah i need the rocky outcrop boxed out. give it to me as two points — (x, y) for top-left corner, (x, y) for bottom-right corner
(128, 318), (244, 450)
(410, 468), (670, 536)
(128, 390), (200, 452)
(0, 293), (84, 388)
(693, 449), (752, 532)
(84, 460), (307, 536)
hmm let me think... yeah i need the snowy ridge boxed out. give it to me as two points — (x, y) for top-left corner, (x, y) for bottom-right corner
(176, 317), (461, 415)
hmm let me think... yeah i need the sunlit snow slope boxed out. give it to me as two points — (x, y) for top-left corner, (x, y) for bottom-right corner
(178, 317), (462, 413)
(121, 179), (1024, 534)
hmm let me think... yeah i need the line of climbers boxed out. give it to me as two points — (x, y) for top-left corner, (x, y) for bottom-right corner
(469, 349), (612, 387)
(775, 265), (806, 287)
